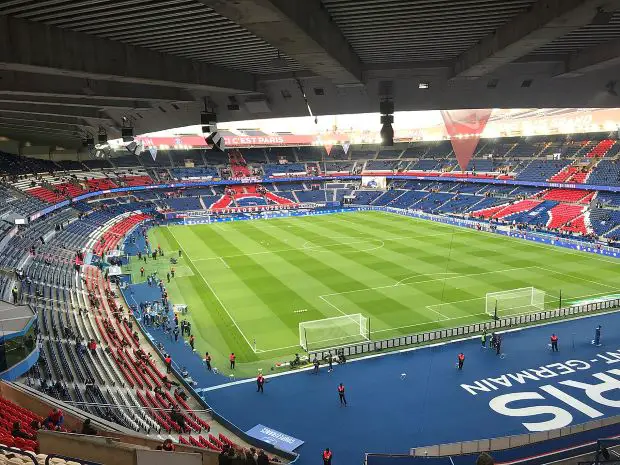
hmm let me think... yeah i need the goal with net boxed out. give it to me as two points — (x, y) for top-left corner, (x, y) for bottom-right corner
(485, 287), (545, 318)
(299, 314), (369, 351)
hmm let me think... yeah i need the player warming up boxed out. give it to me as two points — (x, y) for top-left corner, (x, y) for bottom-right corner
(457, 353), (465, 370)
(338, 383), (347, 406)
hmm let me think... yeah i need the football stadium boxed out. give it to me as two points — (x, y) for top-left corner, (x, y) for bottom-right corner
(1, 2), (620, 465)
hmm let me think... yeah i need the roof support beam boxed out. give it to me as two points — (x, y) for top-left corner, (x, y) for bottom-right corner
(0, 122), (81, 137)
(0, 117), (83, 134)
(0, 113), (93, 128)
(555, 37), (620, 76)
(198, 0), (363, 85)
(0, 72), (197, 102)
(0, 15), (258, 93)
(0, 102), (113, 121)
(452, 0), (620, 78)
(0, 95), (152, 109)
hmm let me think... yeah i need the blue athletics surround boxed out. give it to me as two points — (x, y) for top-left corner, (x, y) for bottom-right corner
(205, 311), (620, 465)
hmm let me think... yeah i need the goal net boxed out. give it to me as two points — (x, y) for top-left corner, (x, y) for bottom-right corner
(485, 287), (545, 318)
(299, 314), (369, 351)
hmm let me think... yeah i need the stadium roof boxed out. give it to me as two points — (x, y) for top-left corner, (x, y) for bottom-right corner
(2, 0), (620, 148)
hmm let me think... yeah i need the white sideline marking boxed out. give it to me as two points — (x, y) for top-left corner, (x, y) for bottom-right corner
(534, 266), (617, 291)
(396, 272), (459, 286)
(167, 226), (256, 353)
(219, 257), (230, 269)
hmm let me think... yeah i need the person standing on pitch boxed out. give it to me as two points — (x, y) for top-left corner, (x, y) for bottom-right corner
(481, 329), (487, 348)
(496, 335), (502, 355)
(313, 356), (320, 374)
(205, 352), (212, 371)
(229, 352), (236, 370)
(457, 353), (465, 370)
(550, 333), (558, 352)
(322, 448), (332, 465)
(337, 383), (346, 406)
(328, 354), (333, 372)
(256, 373), (264, 393)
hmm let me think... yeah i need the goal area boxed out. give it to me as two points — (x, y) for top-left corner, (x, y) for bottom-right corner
(299, 314), (369, 351)
(485, 287), (545, 318)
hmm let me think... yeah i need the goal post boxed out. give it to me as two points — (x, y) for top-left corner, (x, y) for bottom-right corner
(485, 287), (545, 318)
(299, 314), (369, 351)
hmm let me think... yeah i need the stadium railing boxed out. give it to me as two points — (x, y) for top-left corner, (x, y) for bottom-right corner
(309, 297), (620, 361)
(410, 414), (620, 457)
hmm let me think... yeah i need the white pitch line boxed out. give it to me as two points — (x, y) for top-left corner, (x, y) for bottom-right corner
(534, 266), (618, 290)
(396, 272), (459, 286)
(319, 294), (350, 318)
(320, 265), (540, 298)
(370, 312), (488, 334)
(191, 230), (471, 262)
(167, 226), (256, 353)
(219, 257), (230, 269)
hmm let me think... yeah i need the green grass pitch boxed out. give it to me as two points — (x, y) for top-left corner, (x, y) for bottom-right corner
(123, 211), (619, 375)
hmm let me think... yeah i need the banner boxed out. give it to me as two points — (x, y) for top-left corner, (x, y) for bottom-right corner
(343, 141), (350, 155)
(441, 109), (492, 170)
(246, 424), (304, 452)
(324, 144), (333, 156)
(149, 146), (157, 161)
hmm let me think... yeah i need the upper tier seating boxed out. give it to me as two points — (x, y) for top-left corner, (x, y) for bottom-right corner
(586, 139), (616, 158)
(365, 160), (400, 171)
(0, 151), (58, 175)
(588, 160), (620, 187)
(377, 149), (402, 159)
(171, 167), (219, 180)
(324, 161), (353, 172)
(297, 147), (327, 161)
(161, 197), (203, 211)
(262, 163), (306, 177)
(169, 150), (205, 167)
(83, 159), (113, 169)
(515, 159), (571, 182)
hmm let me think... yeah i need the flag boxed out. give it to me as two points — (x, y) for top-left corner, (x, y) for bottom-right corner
(324, 144), (333, 156)
(343, 142), (350, 155)
(441, 109), (492, 170)
(149, 146), (157, 161)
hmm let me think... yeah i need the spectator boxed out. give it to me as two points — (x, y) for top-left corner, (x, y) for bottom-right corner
(256, 450), (269, 465)
(43, 408), (64, 430)
(160, 438), (175, 451)
(170, 408), (186, 432)
(81, 418), (97, 435)
(219, 444), (231, 465)
(12, 421), (34, 440)
(245, 449), (257, 465)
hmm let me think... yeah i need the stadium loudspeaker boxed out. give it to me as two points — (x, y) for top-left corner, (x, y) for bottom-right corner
(121, 126), (134, 142)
